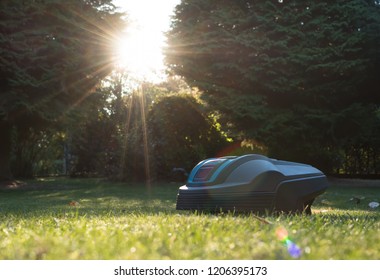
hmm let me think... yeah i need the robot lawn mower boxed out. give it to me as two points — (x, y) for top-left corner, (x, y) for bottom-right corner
(176, 154), (328, 214)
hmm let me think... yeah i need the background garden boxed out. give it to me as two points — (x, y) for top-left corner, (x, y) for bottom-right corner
(1, 0), (379, 181)
(0, 0), (379, 260)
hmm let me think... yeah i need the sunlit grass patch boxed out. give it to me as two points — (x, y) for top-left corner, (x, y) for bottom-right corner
(0, 178), (379, 259)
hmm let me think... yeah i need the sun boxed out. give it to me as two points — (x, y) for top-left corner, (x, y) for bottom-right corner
(111, 0), (181, 82)
(114, 29), (165, 81)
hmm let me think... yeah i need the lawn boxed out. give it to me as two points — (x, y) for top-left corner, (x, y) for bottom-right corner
(0, 178), (379, 260)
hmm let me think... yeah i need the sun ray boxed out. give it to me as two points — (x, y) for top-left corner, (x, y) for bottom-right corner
(138, 85), (151, 189)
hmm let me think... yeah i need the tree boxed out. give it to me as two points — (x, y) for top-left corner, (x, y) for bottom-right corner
(148, 93), (229, 180)
(0, 0), (124, 179)
(166, 0), (380, 172)
(68, 71), (136, 179)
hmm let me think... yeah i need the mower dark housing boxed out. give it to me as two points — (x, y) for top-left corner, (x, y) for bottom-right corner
(176, 154), (328, 214)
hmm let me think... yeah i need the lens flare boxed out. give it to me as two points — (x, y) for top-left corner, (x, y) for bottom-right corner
(276, 226), (302, 258)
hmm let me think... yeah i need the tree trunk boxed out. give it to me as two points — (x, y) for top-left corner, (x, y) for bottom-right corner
(0, 121), (13, 181)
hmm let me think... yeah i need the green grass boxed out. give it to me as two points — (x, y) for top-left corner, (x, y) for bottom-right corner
(0, 178), (379, 259)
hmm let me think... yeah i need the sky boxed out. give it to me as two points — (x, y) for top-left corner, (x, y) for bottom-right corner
(112, 0), (181, 82)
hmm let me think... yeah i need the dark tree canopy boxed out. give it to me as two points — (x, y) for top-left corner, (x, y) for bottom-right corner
(0, 0), (124, 179)
(148, 93), (229, 179)
(166, 0), (380, 172)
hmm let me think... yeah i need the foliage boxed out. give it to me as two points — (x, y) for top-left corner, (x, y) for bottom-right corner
(166, 0), (380, 173)
(64, 75), (229, 182)
(0, 0), (124, 179)
(66, 73), (126, 178)
(0, 178), (379, 259)
(148, 93), (229, 180)
(10, 128), (65, 178)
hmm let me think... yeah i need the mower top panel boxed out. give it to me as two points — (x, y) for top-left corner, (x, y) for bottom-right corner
(186, 154), (323, 190)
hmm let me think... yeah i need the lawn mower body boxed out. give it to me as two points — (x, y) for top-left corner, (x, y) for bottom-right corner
(176, 154), (328, 214)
